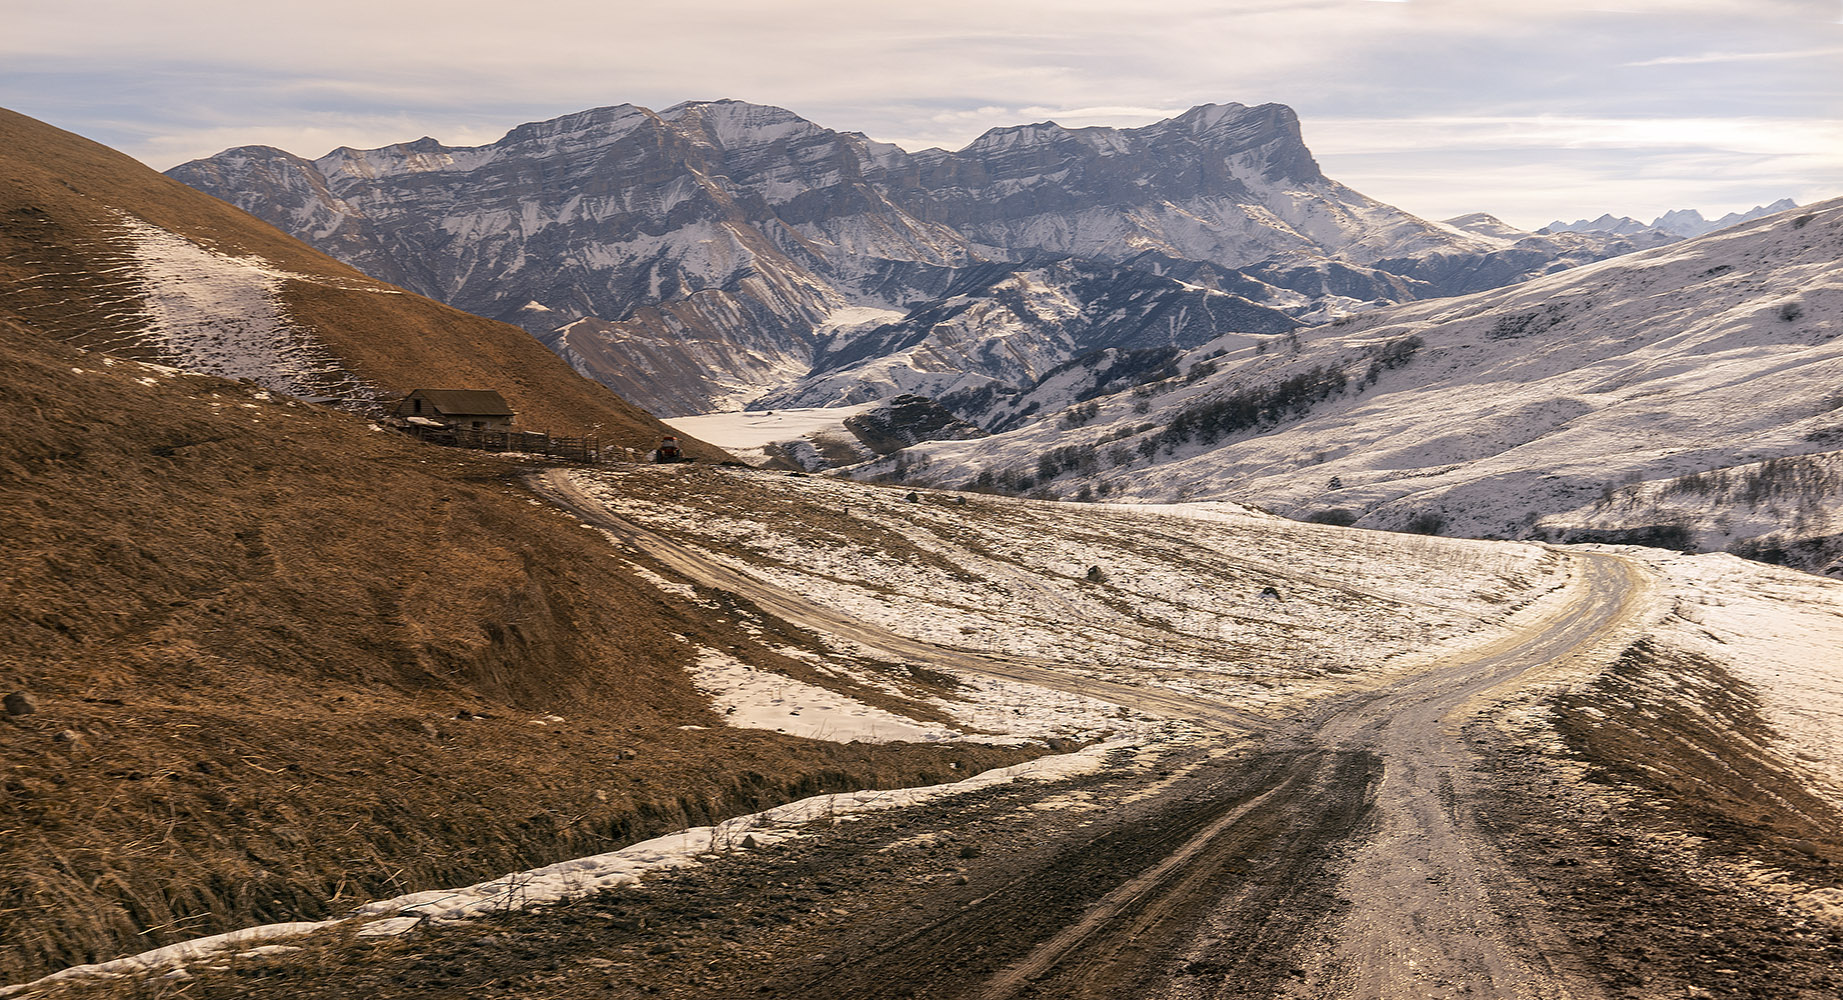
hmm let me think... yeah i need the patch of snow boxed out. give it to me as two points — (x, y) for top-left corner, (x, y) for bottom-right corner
(691, 649), (965, 743)
(104, 213), (376, 403)
(1, 736), (1153, 994)
(3, 923), (330, 996)
(664, 403), (881, 452)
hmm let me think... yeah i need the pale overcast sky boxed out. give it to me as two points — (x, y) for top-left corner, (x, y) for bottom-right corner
(5, 0), (1839, 229)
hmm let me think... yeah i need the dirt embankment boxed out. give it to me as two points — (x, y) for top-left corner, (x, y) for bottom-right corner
(0, 321), (1041, 984)
(1468, 639), (1843, 999)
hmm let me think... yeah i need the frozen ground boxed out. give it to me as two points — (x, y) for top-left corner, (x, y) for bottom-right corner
(572, 466), (1576, 734)
(662, 403), (880, 466)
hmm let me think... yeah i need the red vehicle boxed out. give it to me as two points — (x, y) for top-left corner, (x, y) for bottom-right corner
(652, 435), (685, 463)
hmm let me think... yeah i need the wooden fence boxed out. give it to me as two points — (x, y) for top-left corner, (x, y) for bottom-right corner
(404, 424), (610, 463)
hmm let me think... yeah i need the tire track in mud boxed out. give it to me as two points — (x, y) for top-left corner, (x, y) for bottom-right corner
(1270, 552), (1648, 1000)
(764, 749), (1382, 1000)
(535, 470), (1654, 999)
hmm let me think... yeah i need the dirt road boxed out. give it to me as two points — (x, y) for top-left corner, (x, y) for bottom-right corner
(528, 470), (1651, 998)
(532, 470), (1277, 732)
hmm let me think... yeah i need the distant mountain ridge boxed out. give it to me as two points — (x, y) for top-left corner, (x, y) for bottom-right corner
(170, 100), (1656, 417)
(1544, 199), (1797, 239)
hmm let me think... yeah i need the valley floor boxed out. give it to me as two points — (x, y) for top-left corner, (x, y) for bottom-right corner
(13, 466), (1843, 999)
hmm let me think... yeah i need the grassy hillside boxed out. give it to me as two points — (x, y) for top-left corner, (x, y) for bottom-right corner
(0, 111), (1038, 982)
(0, 107), (720, 454)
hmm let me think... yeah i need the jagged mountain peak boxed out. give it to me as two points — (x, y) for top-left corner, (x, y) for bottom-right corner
(1160, 101), (1303, 147)
(1169, 101), (1254, 130)
(964, 120), (1075, 151)
(1545, 199), (1800, 240)
(658, 99), (830, 150)
(1157, 102), (1321, 183)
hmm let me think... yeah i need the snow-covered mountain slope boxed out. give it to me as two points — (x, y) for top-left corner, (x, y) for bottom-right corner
(170, 100), (1653, 417)
(756, 259), (1300, 423)
(852, 198), (1843, 574)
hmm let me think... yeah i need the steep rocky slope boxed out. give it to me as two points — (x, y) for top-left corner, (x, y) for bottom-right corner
(758, 258), (1302, 425)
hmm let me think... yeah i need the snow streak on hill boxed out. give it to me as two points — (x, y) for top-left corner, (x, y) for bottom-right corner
(110, 214), (378, 401)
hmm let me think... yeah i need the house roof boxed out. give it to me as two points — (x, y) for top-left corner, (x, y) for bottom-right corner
(404, 389), (515, 417)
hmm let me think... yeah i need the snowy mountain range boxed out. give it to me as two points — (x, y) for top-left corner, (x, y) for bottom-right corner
(1545, 199), (1798, 240)
(170, 100), (1655, 416)
(834, 199), (1843, 574)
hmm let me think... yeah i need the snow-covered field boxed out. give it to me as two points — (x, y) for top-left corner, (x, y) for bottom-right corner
(577, 466), (1843, 827)
(575, 465), (1575, 729)
(663, 403), (880, 466)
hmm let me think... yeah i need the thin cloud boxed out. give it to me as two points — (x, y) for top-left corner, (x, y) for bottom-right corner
(1626, 45), (1843, 65)
(3, 0), (1837, 224)
(1309, 115), (1843, 155)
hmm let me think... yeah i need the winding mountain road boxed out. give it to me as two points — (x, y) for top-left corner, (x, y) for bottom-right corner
(534, 469), (1652, 998)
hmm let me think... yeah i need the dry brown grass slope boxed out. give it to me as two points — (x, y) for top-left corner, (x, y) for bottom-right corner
(0, 106), (722, 454)
(0, 110), (1040, 985)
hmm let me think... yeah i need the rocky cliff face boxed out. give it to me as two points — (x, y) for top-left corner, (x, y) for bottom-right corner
(759, 258), (1300, 428)
(171, 100), (1645, 417)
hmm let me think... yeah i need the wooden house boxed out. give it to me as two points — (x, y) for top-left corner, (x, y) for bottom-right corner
(394, 389), (515, 430)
